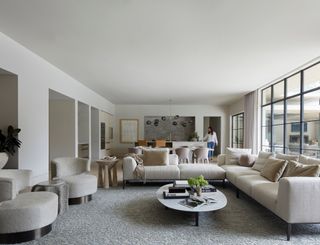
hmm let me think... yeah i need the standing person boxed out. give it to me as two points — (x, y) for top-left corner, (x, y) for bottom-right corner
(203, 126), (218, 160)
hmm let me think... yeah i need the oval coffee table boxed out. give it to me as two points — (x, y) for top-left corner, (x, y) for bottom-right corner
(156, 184), (227, 226)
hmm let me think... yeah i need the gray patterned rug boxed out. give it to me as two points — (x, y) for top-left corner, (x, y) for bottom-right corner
(9, 185), (320, 245)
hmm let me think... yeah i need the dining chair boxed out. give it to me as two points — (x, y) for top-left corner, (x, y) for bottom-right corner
(192, 148), (209, 163)
(137, 139), (148, 147)
(175, 147), (190, 163)
(155, 139), (166, 148)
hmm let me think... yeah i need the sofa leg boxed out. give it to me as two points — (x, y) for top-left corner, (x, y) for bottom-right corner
(287, 223), (292, 241)
(222, 179), (226, 188)
(236, 188), (240, 198)
(123, 180), (126, 189)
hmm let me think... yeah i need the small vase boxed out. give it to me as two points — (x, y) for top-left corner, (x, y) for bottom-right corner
(196, 186), (202, 196)
(0, 152), (9, 169)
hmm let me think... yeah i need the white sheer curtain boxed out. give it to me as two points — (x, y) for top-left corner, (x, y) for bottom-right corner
(244, 90), (259, 153)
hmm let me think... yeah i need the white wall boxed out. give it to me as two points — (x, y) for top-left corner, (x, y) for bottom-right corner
(0, 74), (18, 168)
(114, 104), (228, 155)
(0, 32), (114, 183)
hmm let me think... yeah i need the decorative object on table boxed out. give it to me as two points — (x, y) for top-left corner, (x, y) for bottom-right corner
(104, 155), (117, 161)
(32, 179), (69, 215)
(120, 119), (139, 143)
(189, 131), (199, 141)
(188, 175), (208, 196)
(0, 125), (21, 168)
(179, 195), (217, 209)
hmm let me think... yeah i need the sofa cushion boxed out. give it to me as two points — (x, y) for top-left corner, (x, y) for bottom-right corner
(226, 168), (260, 185)
(236, 174), (270, 196)
(144, 165), (180, 180)
(143, 149), (169, 166)
(275, 153), (299, 161)
(225, 148), (252, 165)
(239, 154), (256, 167)
(178, 164), (225, 180)
(299, 155), (320, 165)
(260, 158), (287, 182)
(283, 160), (320, 177)
(252, 182), (279, 213)
(252, 151), (273, 171)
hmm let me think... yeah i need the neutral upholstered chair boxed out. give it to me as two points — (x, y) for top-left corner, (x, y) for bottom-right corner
(128, 147), (143, 155)
(192, 148), (209, 163)
(0, 169), (58, 243)
(51, 157), (97, 205)
(175, 147), (190, 163)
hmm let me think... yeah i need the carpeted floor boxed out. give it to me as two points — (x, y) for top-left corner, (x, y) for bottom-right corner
(8, 185), (320, 245)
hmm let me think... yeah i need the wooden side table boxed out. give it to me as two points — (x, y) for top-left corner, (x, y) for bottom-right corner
(96, 159), (119, 189)
(32, 179), (69, 215)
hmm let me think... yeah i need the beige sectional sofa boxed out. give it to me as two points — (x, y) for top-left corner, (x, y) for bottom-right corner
(218, 152), (320, 241)
(123, 147), (320, 240)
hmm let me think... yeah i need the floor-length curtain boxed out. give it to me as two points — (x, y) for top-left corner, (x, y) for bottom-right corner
(244, 90), (258, 153)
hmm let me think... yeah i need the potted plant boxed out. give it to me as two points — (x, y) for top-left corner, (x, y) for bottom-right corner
(188, 175), (208, 196)
(0, 126), (21, 168)
(189, 131), (199, 142)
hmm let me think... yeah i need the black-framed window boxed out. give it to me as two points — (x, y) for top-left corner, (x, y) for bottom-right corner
(232, 112), (244, 148)
(261, 61), (320, 158)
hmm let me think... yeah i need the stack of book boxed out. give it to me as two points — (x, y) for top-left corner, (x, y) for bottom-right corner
(163, 189), (190, 199)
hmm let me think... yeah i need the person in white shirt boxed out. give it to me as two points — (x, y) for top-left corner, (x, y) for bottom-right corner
(203, 126), (218, 159)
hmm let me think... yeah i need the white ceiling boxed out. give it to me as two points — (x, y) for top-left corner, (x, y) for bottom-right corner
(0, 0), (320, 105)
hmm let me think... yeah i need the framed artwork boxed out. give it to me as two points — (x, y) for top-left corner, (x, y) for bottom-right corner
(120, 119), (139, 143)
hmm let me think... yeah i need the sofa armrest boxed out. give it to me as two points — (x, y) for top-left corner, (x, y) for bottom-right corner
(217, 154), (226, 166)
(0, 177), (16, 202)
(277, 177), (320, 223)
(123, 157), (137, 180)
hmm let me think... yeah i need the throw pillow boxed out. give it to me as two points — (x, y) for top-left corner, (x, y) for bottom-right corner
(225, 147), (252, 165)
(239, 154), (256, 167)
(143, 150), (169, 166)
(252, 151), (273, 171)
(275, 153), (299, 161)
(283, 160), (320, 177)
(260, 158), (287, 182)
(299, 155), (320, 165)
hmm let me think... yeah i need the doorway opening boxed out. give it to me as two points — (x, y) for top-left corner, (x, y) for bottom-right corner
(203, 117), (221, 156)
